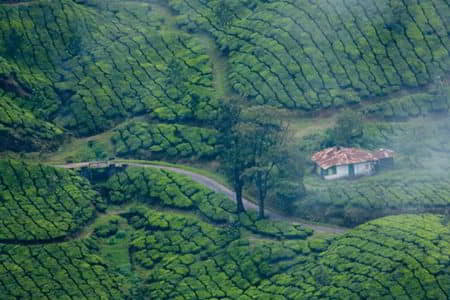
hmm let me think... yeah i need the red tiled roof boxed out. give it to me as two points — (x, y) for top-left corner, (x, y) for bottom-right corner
(312, 147), (394, 169)
(373, 148), (395, 160)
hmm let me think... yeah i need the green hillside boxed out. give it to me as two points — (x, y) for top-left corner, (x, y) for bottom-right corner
(170, 0), (450, 109)
(0, 0), (448, 151)
(0, 0), (216, 139)
(1, 0), (449, 299)
(0, 159), (99, 242)
(1, 160), (448, 299)
(0, 91), (63, 151)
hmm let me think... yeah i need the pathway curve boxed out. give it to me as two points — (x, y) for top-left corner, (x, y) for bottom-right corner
(55, 161), (349, 234)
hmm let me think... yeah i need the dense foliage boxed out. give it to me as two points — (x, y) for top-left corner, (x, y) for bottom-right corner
(128, 209), (449, 299)
(0, 0), (215, 136)
(1, 0), (450, 298)
(301, 171), (450, 226)
(0, 239), (129, 299)
(314, 214), (449, 299)
(0, 161), (448, 299)
(101, 167), (237, 222)
(0, 160), (99, 242)
(111, 121), (218, 160)
(100, 166), (312, 238)
(0, 91), (63, 151)
(363, 89), (450, 120)
(170, 0), (450, 110)
(126, 206), (325, 299)
(1, 0), (448, 147)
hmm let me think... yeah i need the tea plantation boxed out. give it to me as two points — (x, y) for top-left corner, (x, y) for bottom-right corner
(100, 166), (313, 239)
(0, 240), (129, 299)
(0, 91), (63, 152)
(301, 171), (450, 226)
(0, 0), (215, 136)
(0, 159), (98, 242)
(125, 208), (449, 299)
(0, 161), (448, 299)
(111, 121), (218, 160)
(170, 0), (450, 110)
(1, 0), (450, 298)
(363, 89), (450, 120)
(1, 0), (449, 151)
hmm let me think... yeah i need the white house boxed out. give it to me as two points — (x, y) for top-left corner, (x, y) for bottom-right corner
(311, 147), (394, 180)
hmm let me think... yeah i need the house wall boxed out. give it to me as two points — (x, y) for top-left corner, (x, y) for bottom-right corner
(323, 165), (349, 180)
(321, 162), (374, 180)
(354, 162), (374, 176)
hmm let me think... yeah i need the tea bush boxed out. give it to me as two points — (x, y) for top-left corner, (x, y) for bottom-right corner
(0, 239), (128, 299)
(363, 90), (449, 120)
(100, 166), (313, 239)
(170, 0), (449, 110)
(126, 206), (321, 299)
(127, 207), (449, 299)
(0, 0), (216, 136)
(0, 91), (64, 151)
(300, 171), (450, 226)
(111, 121), (218, 160)
(0, 159), (100, 242)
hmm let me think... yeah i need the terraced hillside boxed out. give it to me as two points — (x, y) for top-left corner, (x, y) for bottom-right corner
(111, 121), (218, 160)
(1, 1), (450, 299)
(99, 166), (313, 238)
(0, 91), (63, 151)
(1, 0), (449, 153)
(0, 159), (99, 242)
(0, 160), (449, 299)
(135, 213), (449, 299)
(295, 116), (450, 225)
(0, 0), (215, 140)
(301, 170), (450, 225)
(0, 240), (129, 299)
(170, 0), (450, 109)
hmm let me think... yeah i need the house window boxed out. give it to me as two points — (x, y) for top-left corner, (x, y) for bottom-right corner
(330, 166), (337, 175)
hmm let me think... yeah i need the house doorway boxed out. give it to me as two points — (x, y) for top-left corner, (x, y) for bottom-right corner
(349, 164), (355, 177)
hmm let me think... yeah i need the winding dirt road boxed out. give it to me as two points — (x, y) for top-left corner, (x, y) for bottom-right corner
(54, 161), (348, 234)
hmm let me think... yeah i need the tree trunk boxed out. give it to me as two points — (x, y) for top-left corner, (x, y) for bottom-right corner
(257, 172), (264, 219)
(235, 184), (245, 213)
(258, 191), (264, 219)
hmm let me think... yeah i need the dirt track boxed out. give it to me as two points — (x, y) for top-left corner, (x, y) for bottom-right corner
(55, 161), (349, 234)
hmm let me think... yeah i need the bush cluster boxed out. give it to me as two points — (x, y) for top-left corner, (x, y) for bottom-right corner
(0, 92), (64, 152)
(171, 0), (449, 110)
(126, 206), (322, 299)
(127, 204), (449, 299)
(0, 0), (216, 136)
(0, 239), (128, 299)
(300, 171), (450, 226)
(111, 121), (218, 160)
(101, 166), (313, 239)
(364, 90), (449, 120)
(0, 159), (99, 242)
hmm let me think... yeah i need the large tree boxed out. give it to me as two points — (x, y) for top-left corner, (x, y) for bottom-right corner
(324, 109), (363, 147)
(274, 146), (306, 214)
(242, 106), (290, 218)
(217, 101), (305, 217)
(216, 99), (252, 213)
